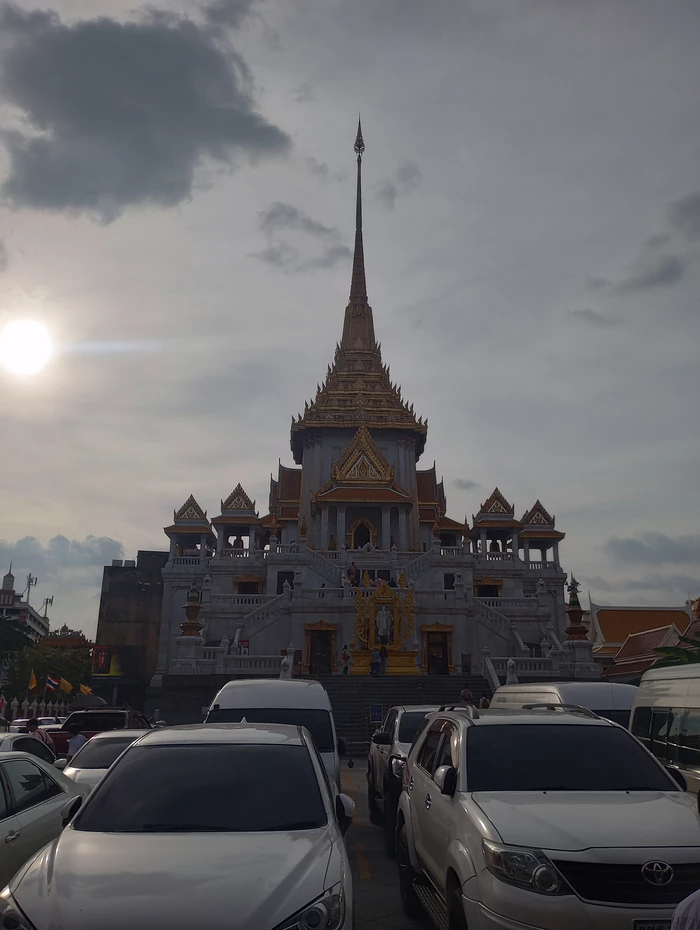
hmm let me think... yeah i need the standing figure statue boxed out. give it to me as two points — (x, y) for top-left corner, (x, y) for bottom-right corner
(375, 604), (392, 644)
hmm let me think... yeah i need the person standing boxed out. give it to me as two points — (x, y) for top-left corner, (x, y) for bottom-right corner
(341, 645), (351, 675)
(370, 647), (380, 677)
(459, 689), (474, 706)
(479, 696), (491, 709)
(66, 724), (87, 761)
(27, 719), (55, 752)
(379, 644), (388, 676)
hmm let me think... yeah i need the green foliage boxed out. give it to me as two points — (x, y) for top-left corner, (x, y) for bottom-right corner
(0, 616), (33, 655)
(654, 635), (700, 667)
(3, 645), (92, 702)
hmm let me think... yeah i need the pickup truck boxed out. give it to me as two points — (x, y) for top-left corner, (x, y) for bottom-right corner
(49, 709), (153, 756)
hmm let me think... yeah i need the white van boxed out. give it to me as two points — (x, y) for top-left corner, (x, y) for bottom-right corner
(630, 664), (700, 796)
(204, 679), (342, 787)
(491, 681), (637, 726)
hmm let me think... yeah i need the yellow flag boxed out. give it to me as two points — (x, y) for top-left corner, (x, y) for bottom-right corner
(28, 669), (37, 691)
(59, 678), (72, 694)
(79, 684), (92, 695)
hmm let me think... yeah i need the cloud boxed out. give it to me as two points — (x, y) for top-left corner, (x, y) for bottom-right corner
(613, 253), (688, 293)
(646, 233), (671, 249)
(454, 478), (480, 491)
(0, 239), (7, 272)
(294, 82), (314, 104)
(202, 0), (259, 28)
(0, 2), (289, 221)
(375, 160), (422, 210)
(668, 191), (700, 242)
(624, 574), (699, 594)
(571, 308), (621, 326)
(306, 157), (346, 182)
(0, 534), (124, 575)
(253, 201), (351, 272)
(603, 532), (700, 566)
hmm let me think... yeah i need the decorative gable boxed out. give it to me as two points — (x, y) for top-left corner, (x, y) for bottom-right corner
(174, 494), (208, 523)
(479, 488), (514, 516)
(332, 427), (394, 484)
(521, 500), (555, 526)
(221, 483), (256, 514)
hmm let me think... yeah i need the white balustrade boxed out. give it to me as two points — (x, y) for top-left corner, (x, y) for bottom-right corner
(224, 655), (281, 674)
(171, 556), (205, 566)
(476, 597), (534, 610)
(491, 656), (555, 677)
(440, 547), (464, 557)
(525, 561), (556, 571)
(211, 594), (275, 608)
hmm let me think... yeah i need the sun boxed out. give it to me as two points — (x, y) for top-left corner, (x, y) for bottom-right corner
(0, 320), (53, 376)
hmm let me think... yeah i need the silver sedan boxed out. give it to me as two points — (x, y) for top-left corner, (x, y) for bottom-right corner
(59, 729), (148, 789)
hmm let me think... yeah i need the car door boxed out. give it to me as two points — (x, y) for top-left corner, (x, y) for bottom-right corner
(0, 767), (22, 888)
(422, 722), (461, 890)
(3, 758), (68, 870)
(14, 737), (56, 765)
(409, 720), (445, 870)
(376, 710), (397, 802)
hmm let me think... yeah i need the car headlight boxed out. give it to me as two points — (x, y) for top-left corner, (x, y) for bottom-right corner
(482, 840), (570, 896)
(275, 883), (345, 930)
(0, 887), (37, 930)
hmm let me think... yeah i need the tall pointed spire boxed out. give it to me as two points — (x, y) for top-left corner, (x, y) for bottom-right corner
(350, 115), (367, 303)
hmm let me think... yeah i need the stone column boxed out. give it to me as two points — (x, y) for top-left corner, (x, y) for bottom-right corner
(511, 532), (519, 561)
(168, 537), (177, 559)
(321, 507), (329, 549)
(337, 505), (346, 549)
(200, 535), (208, 561)
(381, 506), (390, 550)
(399, 509), (408, 550)
(553, 541), (560, 569)
(249, 526), (257, 552)
(523, 540), (530, 563)
(480, 530), (487, 558)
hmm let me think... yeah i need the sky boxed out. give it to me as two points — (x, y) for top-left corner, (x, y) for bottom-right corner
(0, 0), (699, 637)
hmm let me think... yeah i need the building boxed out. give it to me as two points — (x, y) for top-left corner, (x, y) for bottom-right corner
(588, 598), (694, 673)
(0, 566), (50, 642)
(150, 124), (575, 692)
(39, 626), (92, 649)
(93, 551), (168, 704)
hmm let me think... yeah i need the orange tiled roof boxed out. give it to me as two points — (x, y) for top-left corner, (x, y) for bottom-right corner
(438, 515), (465, 531)
(603, 658), (658, 678)
(279, 468), (302, 501)
(416, 469), (437, 502)
(614, 625), (678, 663)
(597, 609), (691, 646)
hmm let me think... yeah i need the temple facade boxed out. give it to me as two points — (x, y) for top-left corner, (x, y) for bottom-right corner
(151, 123), (570, 685)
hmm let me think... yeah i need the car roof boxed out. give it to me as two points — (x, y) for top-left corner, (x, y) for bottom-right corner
(434, 708), (616, 727)
(394, 705), (440, 713)
(83, 729), (149, 741)
(134, 723), (306, 747)
(210, 678), (332, 710)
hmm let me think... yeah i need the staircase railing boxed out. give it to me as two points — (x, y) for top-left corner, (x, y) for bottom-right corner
(307, 548), (343, 586)
(401, 549), (435, 584)
(241, 592), (287, 630)
(473, 598), (514, 648)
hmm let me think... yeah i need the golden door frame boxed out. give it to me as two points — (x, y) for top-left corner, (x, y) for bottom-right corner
(303, 620), (338, 675)
(354, 581), (415, 651)
(420, 621), (456, 674)
(346, 516), (378, 549)
(473, 576), (503, 595)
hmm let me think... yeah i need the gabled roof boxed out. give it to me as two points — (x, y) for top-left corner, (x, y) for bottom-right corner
(589, 602), (693, 647)
(521, 499), (554, 525)
(519, 499), (565, 540)
(221, 483), (256, 514)
(471, 488), (522, 530)
(164, 495), (213, 536)
(314, 427), (411, 504)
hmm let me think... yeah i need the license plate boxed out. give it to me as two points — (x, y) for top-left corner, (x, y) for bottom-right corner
(633, 921), (671, 930)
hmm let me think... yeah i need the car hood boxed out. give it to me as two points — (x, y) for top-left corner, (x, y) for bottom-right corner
(14, 826), (336, 930)
(472, 791), (700, 852)
(63, 768), (106, 789)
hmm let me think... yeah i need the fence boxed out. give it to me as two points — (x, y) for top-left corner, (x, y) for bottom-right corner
(3, 697), (71, 722)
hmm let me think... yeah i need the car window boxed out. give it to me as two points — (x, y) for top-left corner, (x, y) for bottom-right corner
(0, 777), (8, 821)
(3, 759), (62, 813)
(65, 713), (125, 731)
(398, 711), (431, 744)
(680, 710), (700, 768)
(631, 706), (651, 747)
(435, 724), (459, 770)
(15, 737), (54, 764)
(75, 744), (328, 833)
(467, 725), (676, 792)
(70, 736), (139, 769)
(205, 708), (334, 753)
(416, 724), (443, 776)
(384, 710), (398, 737)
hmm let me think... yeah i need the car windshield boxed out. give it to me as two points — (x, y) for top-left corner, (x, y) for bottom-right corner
(70, 736), (140, 769)
(398, 712), (430, 744)
(75, 744), (328, 833)
(205, 708), (334, 753)
(467, 724), (676, 791)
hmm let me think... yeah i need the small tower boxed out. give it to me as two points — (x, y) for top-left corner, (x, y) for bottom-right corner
(565, 575), (588, 641)
(2, 563), (14, 591)
(180, 580), (203, 637)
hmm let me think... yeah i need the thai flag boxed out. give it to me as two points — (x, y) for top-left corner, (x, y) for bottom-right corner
(46, 675), (60, 692)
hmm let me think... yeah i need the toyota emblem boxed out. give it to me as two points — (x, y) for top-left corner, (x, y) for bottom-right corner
(642, 861), (674, 886)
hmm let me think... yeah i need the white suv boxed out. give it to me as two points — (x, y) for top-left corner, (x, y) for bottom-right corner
(396, 704), (700, 930)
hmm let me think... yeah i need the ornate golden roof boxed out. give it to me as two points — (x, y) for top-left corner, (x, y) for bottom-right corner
(220, 483), (257, 515)
(290, 122), (426, 463)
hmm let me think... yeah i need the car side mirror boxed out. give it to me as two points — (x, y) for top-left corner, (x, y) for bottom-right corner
(371, 731), (392, 746)
(54, 758), (67, 771)
(336, 793), (355, 835)
(61, 796), (83, 828)
(434, 764), (458, 797)
(666, 765), (687, 791)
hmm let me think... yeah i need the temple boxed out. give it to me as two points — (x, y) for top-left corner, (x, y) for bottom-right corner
(151, 121), (574, 686)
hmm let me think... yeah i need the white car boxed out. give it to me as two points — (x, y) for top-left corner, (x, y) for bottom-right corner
(0, 723), (355, 930)
(9, 719), (61, 734)
(397, 705), (700, 930)
(59, 729), (148, 789)
(0, 733), (57, 768)
(0, 751), (90, 889)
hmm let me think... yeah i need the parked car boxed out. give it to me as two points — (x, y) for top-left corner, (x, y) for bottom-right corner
(9, 718), (62, 734)
(631, 663), (700, 798)
(491, 681), (638, 726)
(0, 723), (355, 930)
(0, 733), (57, 767)
(0, 751), (90, 888)
(367, 704), (437, 855)
(48, 709), (153, 756)
(396, 704), (700, 930)
(204, 679), (345, 788)
(59, 730), (148, 788)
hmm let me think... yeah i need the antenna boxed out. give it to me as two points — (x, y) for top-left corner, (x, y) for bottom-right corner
(42, 596), (54, 617)
(24, 573), (39, 605)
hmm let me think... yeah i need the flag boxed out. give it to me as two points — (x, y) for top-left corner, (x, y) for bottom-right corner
(28, 669), (37, 691)
(45, 675), (59, 692)
(79, 684), (92, 695)
(59, 678), (73, 694)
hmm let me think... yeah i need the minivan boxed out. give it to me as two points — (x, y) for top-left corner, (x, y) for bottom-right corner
(630, 664), (700, 796)
(491, 681), (637, 726)
(204, 679), (343, 787)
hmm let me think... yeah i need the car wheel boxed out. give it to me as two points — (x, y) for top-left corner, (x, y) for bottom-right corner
(449, 885), (468, 930)
(397, 824), (422, 918)
(367, 770), (382, 825)
(383, 782), (397, 857)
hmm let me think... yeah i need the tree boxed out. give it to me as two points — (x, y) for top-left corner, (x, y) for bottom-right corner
(0, 616), (32, 656)
(654, 634), (700, 667)
(3, 644), (92, 702)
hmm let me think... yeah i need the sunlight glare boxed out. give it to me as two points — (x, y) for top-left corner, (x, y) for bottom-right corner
(0, 320), (53, 376)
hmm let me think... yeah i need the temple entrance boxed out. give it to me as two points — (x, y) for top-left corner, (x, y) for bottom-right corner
(426, 633), (448, 675)
(308, 632), (332, 675)
(353, 522), (371, 549)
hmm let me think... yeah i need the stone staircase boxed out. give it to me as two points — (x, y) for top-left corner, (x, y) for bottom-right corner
(306, 548), (343, 586)
(311, 674), (491, 752)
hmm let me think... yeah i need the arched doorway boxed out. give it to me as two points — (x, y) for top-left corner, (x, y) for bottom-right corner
(348, 517), (377, 549)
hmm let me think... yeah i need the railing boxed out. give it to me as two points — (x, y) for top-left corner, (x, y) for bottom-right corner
(243, 592), (288, 629)
(307, 548), (342, 586)
(417, 589), (456, 605)
(210, 594), (276, 608)
(490, 656), (555, 677)
(476, 551), (514, 562)
(402, 549), (435, 583)
(525, 561), (556, 571)
(440, 546), (464, 557)
(476, 597), (535, 610)
(473, 598), (513, 647)
(307, 587), (344, 599)
(218, 548), (264, 560)
(275, 544), (301, 554)
(318, 550), (342, 560)
(3, 697), (70, 722)
(171, 556), (206, 566)
(224, 655), (281, 674)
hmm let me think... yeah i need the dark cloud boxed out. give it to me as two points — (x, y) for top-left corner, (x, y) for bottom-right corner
(668, 191), (700, 242)
(202, 0), (258, 28)
(0, 239), (7, 272)
(0, 2), (289, 221)
(603, 532), (700, 565)
(646, 233), (671, 249)
(571, 308), (621, 326)
(375, 160), (422, 210)
(0, 534), (124, 576)
(454, 478), (480, 491)
(613, 253), (687, 294)
(306, 157), (346, 182)
(253, 201), (351, 272)
(624, 574), (699, 594)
